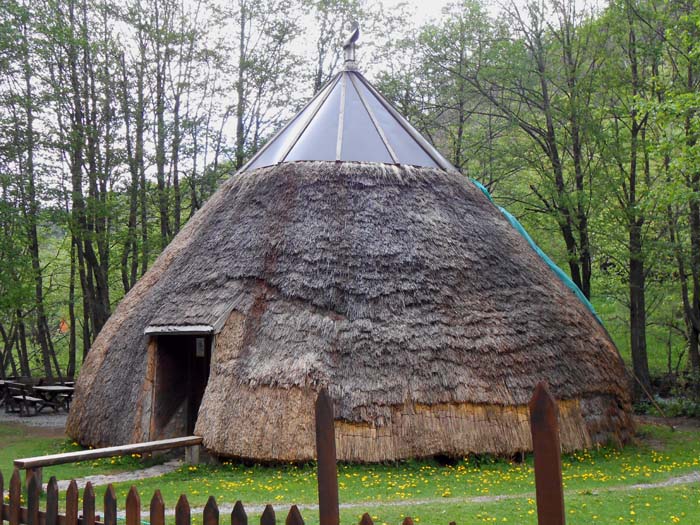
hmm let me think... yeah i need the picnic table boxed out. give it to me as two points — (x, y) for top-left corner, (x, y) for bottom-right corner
(32, 385), (75, 412)
(4, 382), (46, 416)
(0, 380), (6, 407)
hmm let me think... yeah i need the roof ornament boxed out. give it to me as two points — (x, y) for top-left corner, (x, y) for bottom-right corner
(343, 22), (359, 71)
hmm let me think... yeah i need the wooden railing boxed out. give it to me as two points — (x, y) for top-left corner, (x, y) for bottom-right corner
(2, 382), (566, 525)
(14, 436), (204, 470)
(14, 436), (203, 495)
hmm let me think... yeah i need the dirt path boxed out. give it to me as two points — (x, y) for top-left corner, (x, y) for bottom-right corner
(0, 413), (67, 438)
(635, 414), (700, 431)
(48, 459), (183, 491)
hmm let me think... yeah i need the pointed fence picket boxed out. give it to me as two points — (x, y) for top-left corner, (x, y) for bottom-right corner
(0, 383), (566, 525)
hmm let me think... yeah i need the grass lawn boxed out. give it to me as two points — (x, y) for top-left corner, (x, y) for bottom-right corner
(0, 422), (163, 482)
(326, 485), (700, 525)
(98, 424), (700, 506)
(1, 421), (699, 524)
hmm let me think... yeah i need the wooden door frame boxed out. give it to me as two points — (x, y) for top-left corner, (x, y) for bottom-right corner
(147, 332), (215, 439)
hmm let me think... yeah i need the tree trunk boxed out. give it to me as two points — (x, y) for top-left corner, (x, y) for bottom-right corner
(0, 324), (17, 379)
(81, 0), (110, 336)
(67, 0), (94, 355)
(136, 47), (148, 276)
(67, 238), (77, 379)
(120, 52), (140, 293)
(627, 11), (651, 397)
(236, 3), (247, 170)
(16, 310), (30, 377)
(21, 22), (54, 378)
(535, 41), (583, 293)
(171, 92), (182, 234)
(154, 0), (170, 250)
(685, 55), (700, 377)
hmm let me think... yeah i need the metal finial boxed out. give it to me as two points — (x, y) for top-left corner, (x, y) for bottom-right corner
(343, 22), (359, 70)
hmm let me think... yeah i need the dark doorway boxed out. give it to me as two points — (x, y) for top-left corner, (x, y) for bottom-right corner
(152, 335), (212, 437)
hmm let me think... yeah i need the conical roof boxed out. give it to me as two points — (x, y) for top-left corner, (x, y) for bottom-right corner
(243, 67), (456, 172)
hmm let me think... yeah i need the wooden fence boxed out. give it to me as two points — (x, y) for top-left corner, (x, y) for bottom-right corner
(1, 382), (566, 525)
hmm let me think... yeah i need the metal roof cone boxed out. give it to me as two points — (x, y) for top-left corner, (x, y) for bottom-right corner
(242, 27), (456, 173)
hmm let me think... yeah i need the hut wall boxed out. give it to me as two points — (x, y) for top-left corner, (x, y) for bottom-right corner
(196, 309), (634, 462)
(198, 381), (632, 462)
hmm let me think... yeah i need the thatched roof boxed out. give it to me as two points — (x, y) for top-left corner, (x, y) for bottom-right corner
(67, 161), (633, 461)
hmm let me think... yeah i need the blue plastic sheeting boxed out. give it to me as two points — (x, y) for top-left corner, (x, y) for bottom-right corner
(470, 179), (602, 325)
(472, 179), (495, 204)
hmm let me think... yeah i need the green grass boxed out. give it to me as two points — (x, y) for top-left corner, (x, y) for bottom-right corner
(2, 422), (699, 524)
(141, 485), (699, 525)
(328, 485), (700, 525)
(0, 422), (163, 482)
(89, 424), (700, 509)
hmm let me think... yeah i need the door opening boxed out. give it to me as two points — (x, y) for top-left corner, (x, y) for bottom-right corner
(151, 335), (212, 438)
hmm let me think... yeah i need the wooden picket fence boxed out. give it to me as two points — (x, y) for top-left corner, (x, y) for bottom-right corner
(1, 383), (566, 525)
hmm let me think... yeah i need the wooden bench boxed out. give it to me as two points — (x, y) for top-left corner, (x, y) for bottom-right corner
(5, 383), (45, 416)
(15, 435), (204, 492)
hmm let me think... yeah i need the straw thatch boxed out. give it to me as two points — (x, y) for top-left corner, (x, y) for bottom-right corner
(66, 161), (634, 461)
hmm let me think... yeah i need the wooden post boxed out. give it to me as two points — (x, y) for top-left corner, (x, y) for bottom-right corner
(104, 485), (117, 525)
(176, 494), (191, 525)
(231, 501), (247, 525)
(66, 480), (79, 525)
(529, 382), (566, 525)
(204, 497), (219, 525)
(46, 477), (59, 525)
(27, 473), (40, 525)
(150, 490), (165, 525)
(285, 506), (304, 525)
(185, 445), (200, 465)
(0, 470), (4, 524)
(83, 482), (96, 525)
(315, 389), (340, 525)
(126, 487), (141, 525)
(260, 505), (276, 525)
(359, 514), (373, 525)
(10, 469), (22, 525)
(26, 467), (43, 495)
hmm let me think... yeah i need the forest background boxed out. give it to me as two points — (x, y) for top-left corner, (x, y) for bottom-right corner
(1, 0), (699, 408)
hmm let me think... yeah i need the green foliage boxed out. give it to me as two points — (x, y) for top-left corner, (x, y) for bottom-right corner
(639, 397), (700, 418)
(1, 0), (700, 390)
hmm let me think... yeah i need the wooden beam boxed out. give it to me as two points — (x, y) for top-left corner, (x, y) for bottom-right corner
(144, 325), (213, 335)
(14, 436), (203, 469)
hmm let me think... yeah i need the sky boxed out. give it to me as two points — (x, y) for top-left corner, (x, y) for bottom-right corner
(369, 0), (606, 25)
(378, 0), (456, 23)
(377, 0), (512, 22)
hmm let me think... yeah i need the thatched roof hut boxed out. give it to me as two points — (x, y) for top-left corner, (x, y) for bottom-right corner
(67, 41), (633, 462)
